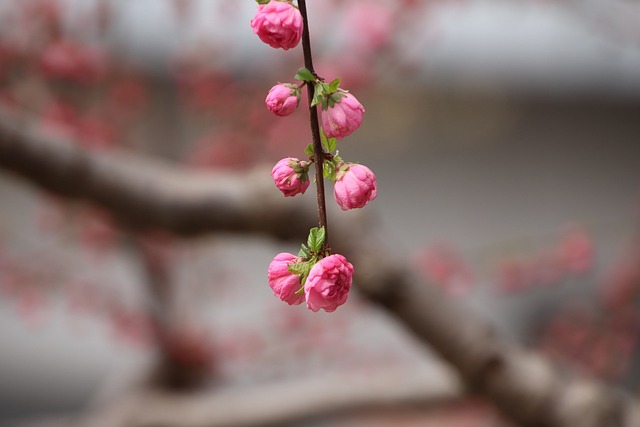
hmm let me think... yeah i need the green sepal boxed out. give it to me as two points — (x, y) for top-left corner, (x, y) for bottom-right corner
(291, 160), (310, 175)
(307, 227), (326, 254)
(295, 67), (316, 83)
(283, 83), (301, 99)
(323, 161), (337, 182)
(321, 96), (329, 111)
(288, 259), (312, 276)
(338, 160), (350, 172)
(304, 143), (314, 157)
(256, 0), (270, 4)
(330, 92), (345, 103)
(287, 256), (317, 292)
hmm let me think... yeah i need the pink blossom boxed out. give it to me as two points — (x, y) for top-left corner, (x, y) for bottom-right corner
(334, 164), (377, 210)
(39, 39), (106, 84)
(304, 254), (353, 313)
(186, 131), (255, 170)
(265, 83), (299, 116)
(268, 253), (304, 305)
(271, 157), (310, 197)
(343, 3), (394, 54)
(250, 1), (303, 51)
(555, 227), (593, 274)
(413, 244), (473, 296)
(321, 93), (365, 139)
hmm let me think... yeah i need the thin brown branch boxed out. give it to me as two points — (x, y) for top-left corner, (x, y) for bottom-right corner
(298, 0), (330, 250)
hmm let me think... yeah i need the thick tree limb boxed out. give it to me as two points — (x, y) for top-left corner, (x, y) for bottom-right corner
(0, 107), (318, 239)
(48, 367), (460, 427)
(346, 236), (640, 427)
(1, 107), (638, 427)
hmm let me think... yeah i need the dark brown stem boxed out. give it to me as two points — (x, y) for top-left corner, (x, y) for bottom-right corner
(298, 0), (329, 251)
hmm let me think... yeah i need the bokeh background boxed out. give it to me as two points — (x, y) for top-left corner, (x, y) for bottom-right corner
(1, 0), (640, 426)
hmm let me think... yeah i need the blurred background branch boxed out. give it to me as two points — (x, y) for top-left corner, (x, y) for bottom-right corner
(0, 106), (316, 240)
(1, 102), (639, 426)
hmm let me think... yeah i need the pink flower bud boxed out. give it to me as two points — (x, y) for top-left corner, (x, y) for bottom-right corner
(265, 84), (299, 116)
(271, 157), (310, 197)
(321, 93), (365, 139)
(250, 1), (303, 51)
(334, 164), (377, 210)
(304, 254), (353, 312)
(268, 253), (304, 305)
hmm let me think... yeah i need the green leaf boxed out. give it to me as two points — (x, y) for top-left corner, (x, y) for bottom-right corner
(320, 128), (329, 151)
(311, 83), (324, 108)
(307, 227), (326, 254)
(304, 143), (314, 157)
(328, 77), (341, 93)
(320, 128), (337, 153)
(316, 227), (326, 251)
(327, 138), (337, 153)
(295, 67), (315, 82)
(298, 244), (311, 258)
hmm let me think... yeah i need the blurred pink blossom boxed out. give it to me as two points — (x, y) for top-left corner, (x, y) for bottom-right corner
(413, 243), (473, 296)
(342, 3), (394, 54)
(39, 39), (107, 84)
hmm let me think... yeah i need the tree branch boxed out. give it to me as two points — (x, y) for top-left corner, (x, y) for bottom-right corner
(52, 367), (460, 427)
(298, 0), (330, 249)
(0, 106), (638, 427)
(344, 232), (640, 427)
(0, 107), (316, 239)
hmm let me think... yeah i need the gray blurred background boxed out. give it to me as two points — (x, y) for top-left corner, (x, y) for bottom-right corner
(1, 0), (639, 425)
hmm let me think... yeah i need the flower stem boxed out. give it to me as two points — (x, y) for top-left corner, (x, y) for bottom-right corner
(298, 0), (329, 253)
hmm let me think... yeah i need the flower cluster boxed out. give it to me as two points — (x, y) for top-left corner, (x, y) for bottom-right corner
(252, 0), (377, 312)
(267, 229), (354, 312)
